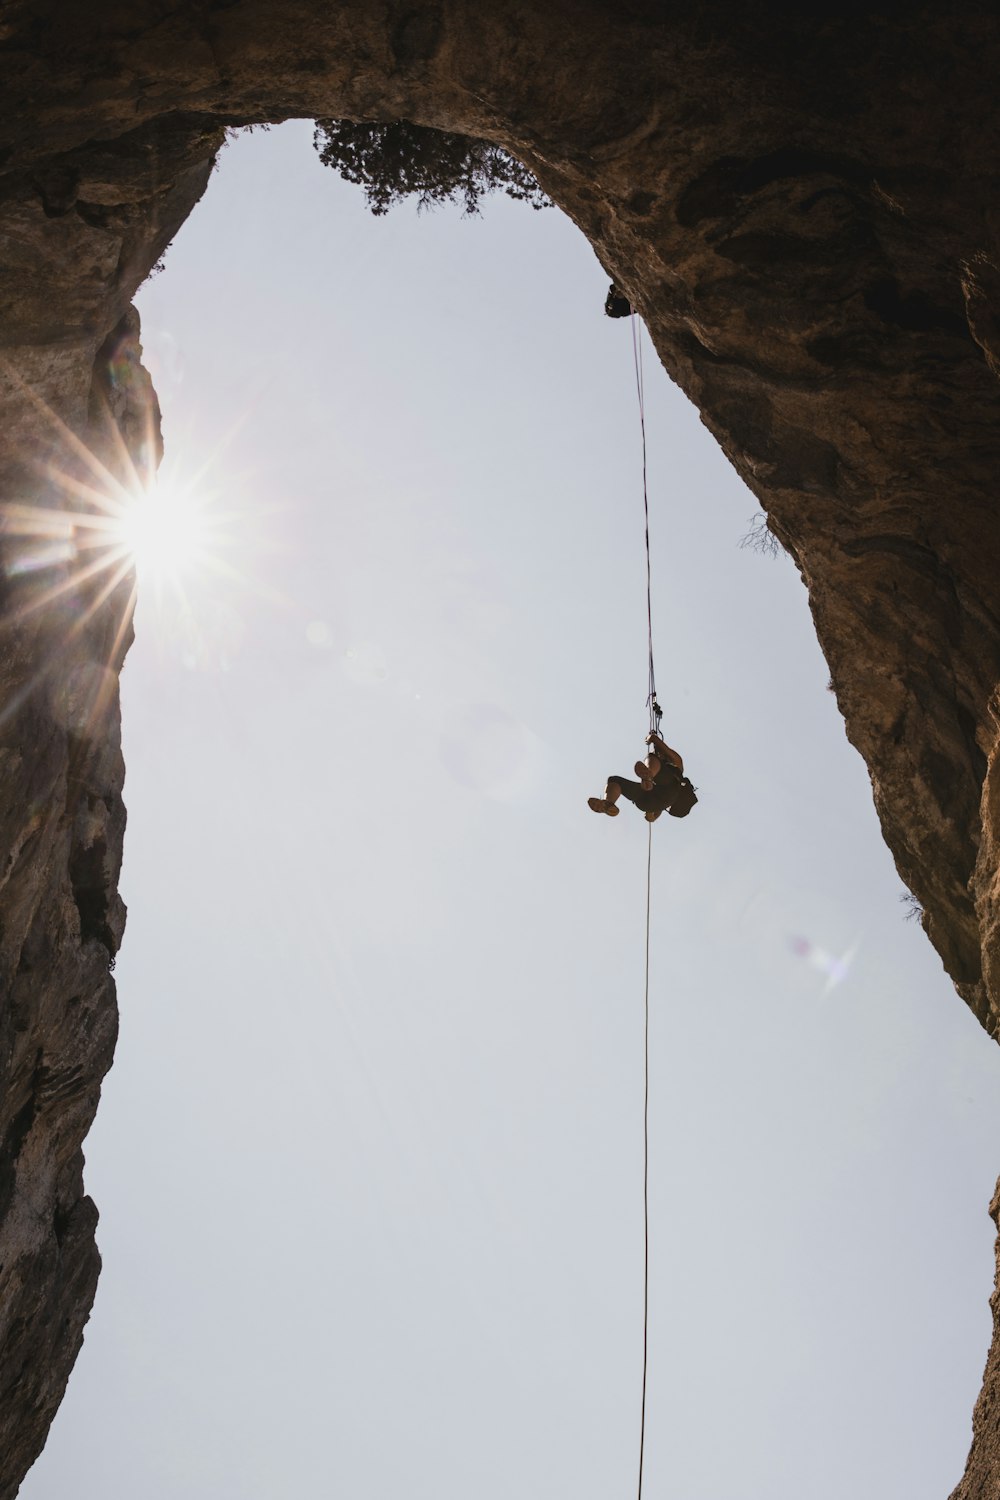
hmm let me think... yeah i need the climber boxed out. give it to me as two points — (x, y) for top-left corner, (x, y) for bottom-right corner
(605, 282), (631, 318)
(588, 731), (698, 822)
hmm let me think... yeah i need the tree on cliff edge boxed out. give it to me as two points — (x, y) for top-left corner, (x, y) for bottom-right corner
(313, 119), (549, 215)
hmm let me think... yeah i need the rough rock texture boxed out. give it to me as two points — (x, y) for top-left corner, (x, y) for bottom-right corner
(0, 303), (172, 1494)
(3, 4), (1000, 1494)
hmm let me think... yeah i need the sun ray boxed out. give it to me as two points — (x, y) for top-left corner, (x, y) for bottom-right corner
(40, 462), (136, 517)
(105, 579), (139, 666)
(66, 556), (136, 639)
(11, 369), (145, 504)
(0, 355), (301, 689)
(6, 546), (132, 625)
(75, 581), (139, 744)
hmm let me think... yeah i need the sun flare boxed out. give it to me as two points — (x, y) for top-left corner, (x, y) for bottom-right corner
(0, 374), (277, 713)
(114, 476), (214, 582)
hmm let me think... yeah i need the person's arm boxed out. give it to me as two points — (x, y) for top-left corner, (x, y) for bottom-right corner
(647, 732), (683, 774)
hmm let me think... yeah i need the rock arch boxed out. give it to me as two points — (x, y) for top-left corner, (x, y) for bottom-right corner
(3, 5), (1000, 1494)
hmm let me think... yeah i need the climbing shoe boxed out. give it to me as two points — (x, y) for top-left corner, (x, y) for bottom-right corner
(588, 797), (619, 817)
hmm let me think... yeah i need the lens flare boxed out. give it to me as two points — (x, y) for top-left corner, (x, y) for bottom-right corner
(788, 934), (859, 994)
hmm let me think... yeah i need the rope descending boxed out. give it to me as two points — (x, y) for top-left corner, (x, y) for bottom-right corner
(631, 314), (661, 739)
(638, 821), (652, 1500)
(631, 309), (655, 1500)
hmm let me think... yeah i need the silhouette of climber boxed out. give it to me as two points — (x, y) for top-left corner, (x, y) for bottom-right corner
(588, 732), (697, 822)
(605, 282), (631, 318)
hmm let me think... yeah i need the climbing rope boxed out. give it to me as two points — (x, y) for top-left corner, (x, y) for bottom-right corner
(631, 308), (655, 1500)
(631, 313), (661, 737)
(638, 819), (652, 1500)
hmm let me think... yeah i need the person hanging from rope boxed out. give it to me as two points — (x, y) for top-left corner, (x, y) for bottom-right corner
(605, 281), (632, 318)
(588, 731), (698, 822)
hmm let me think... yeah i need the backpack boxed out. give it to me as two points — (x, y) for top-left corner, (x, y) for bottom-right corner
(668, 778), (698, 818)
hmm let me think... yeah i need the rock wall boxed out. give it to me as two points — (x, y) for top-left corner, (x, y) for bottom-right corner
(2, 4), (1000, 1494)
(0, 100), (219, 1488)
(0, 309), (148, 1492)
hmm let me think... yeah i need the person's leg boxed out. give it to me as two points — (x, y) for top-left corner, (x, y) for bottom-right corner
(588, 774), (644, 816)
(634, 754), (661, 789)
(610, 776), (647, 808)
(647, 782), (678, 818)
(588, 775), (620, 816)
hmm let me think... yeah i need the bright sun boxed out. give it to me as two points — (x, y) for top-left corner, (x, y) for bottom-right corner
(115, 477), (213, 581)
(0, 395), (266, 693)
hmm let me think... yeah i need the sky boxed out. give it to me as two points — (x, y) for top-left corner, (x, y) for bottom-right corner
(20, 121), (1000, 1500)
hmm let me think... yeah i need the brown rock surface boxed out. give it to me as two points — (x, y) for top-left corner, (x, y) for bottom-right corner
(3, 4), (1000, 1494)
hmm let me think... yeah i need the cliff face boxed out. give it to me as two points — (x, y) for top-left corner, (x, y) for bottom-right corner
(2, 4), (1000, 1495)
(0, 306), (169, 1493)
(0, 100), (218, 1489)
